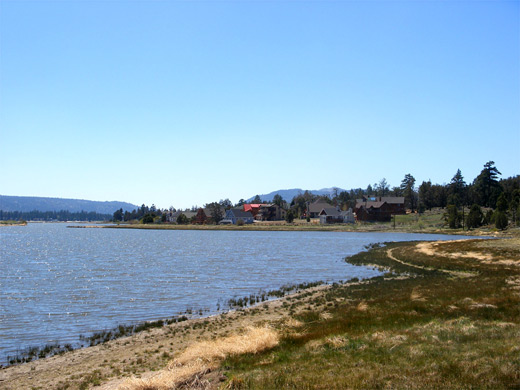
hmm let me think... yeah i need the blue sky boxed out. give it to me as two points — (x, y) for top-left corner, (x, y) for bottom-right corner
(1, 1), (518, 209)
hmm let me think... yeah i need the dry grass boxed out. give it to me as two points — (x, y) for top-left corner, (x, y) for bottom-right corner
(119, 327), (278, 390)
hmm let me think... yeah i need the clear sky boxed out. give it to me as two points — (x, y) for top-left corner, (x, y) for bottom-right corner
(1, 1), (519, 210)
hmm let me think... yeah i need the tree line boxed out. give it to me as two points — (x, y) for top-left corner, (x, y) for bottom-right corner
(0, 210), (112, 222)
(112, 161), (518, 230)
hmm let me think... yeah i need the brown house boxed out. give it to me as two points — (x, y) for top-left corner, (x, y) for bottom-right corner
(355, 201), (395, 222)
(355, 196), (405, 217)
(194, 208), (209, 224)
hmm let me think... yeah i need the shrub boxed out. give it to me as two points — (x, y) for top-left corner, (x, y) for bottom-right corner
(445, 205), (461, 229)
(494, 211), (508, 230)
(237, 219), (245, 226)
(466, 204), (483, 229)
(176, 214), (189, 224)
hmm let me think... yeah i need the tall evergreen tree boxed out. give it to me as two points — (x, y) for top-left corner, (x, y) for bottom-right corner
(473, 161), (502, 208)
(400, 173), (417, 212)
(418, 180), (434, 211)
(448, 169), (466, 207)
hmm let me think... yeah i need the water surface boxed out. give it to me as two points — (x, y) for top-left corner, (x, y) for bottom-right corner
(0, 223), (472, 362)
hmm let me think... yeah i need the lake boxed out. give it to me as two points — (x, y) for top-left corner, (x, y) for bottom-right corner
(0, 223), (472, 363)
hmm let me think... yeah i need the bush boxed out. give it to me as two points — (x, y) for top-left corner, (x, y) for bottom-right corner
(141, 213), (156, 224)
(494, 211), (508, 230)
(484, 209), (494, 225)
(466, 204), (483, 229)
(285, 210), (295, 223)
(237, 219), (245, 226)
(176, 213), (189, 224)
(445, 205), (461, 229)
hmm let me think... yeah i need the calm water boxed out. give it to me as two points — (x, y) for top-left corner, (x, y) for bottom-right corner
(0, 223), (471, 362)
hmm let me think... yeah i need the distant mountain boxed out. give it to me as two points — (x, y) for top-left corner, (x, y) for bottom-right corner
(0, 195), (138, 214)
(246, 188), (347, 203)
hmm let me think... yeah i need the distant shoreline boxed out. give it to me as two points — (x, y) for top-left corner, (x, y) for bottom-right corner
(81, 221), (501, 237)
(0, 220), (27, 226)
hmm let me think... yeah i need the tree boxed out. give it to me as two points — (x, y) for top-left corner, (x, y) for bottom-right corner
(235, 199), (246, 207)
(466, 204), (483, 229)
(219, 199), (233, 210)
(445, 205), (461, 229)
(142, 213), (156, 224)
(496, 193), (508, 212)
(484, 209), (494, 225)
(448, 169), (466, 207)
(510, 189), (520, 225)
(285, 209), (295, 223)
(252, 195), (262, 204)
(272, 194), (284, 207)
(113, 208), (123, 222)
(418, 181), (434, 211)
(473, 161), (502, 208)
(400, 173), (417, 212)
(337, 191), (353, 210)
(176, 213), (189, 224)
(206, 202), (224, 224)
(495, 211), (508, 230)
(375, 178), (390, 197)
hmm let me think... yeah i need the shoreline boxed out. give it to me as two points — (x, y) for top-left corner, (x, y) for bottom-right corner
(80, 221), (505, 237)
(0, 278), (345, 390)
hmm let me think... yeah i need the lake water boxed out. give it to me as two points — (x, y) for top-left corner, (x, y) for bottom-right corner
(0, 223), (472, 363)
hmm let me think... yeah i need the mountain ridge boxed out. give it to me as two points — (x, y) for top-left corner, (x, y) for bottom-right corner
(0, 195), (138, 214)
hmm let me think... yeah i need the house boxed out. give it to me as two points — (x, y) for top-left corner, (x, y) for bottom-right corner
(194, 208), (208, 224)
(307, 201), (333, 218)
(255, 204), (286, 221)
(319, 207), (355, 224)
(168, 210), (196, 223)
(243, 204), (263, 218)
(355, 201), (394, 222)
(225, 209), (254, 224)
(356, 196), (405, 215)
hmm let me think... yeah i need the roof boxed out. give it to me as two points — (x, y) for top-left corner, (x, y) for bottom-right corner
(381, 197), (404, 204)
(244, 204), (265, 213)
(357, 196), (404, 204)
(173, 210), (196, 218)
(355, 201), (387, 210)
(309, 202), (332, 213)
(320, 207), (341, 217)
(228, 209), (254, 218)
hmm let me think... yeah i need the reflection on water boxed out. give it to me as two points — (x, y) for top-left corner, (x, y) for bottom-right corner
(0, 223), (468, 362)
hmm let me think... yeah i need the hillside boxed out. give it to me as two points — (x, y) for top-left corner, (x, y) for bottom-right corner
(0, 195), (138, 214)
(246, 187), (347, 203)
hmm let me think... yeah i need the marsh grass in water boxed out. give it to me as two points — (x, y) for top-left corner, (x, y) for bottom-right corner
(225, 281), (325, 309)
(2, 315), (191, 367)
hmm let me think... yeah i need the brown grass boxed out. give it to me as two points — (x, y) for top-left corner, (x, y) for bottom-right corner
(119, 326), (278, 390)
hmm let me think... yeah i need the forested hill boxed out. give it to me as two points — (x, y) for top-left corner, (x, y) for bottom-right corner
(0, 195), (138, 214)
